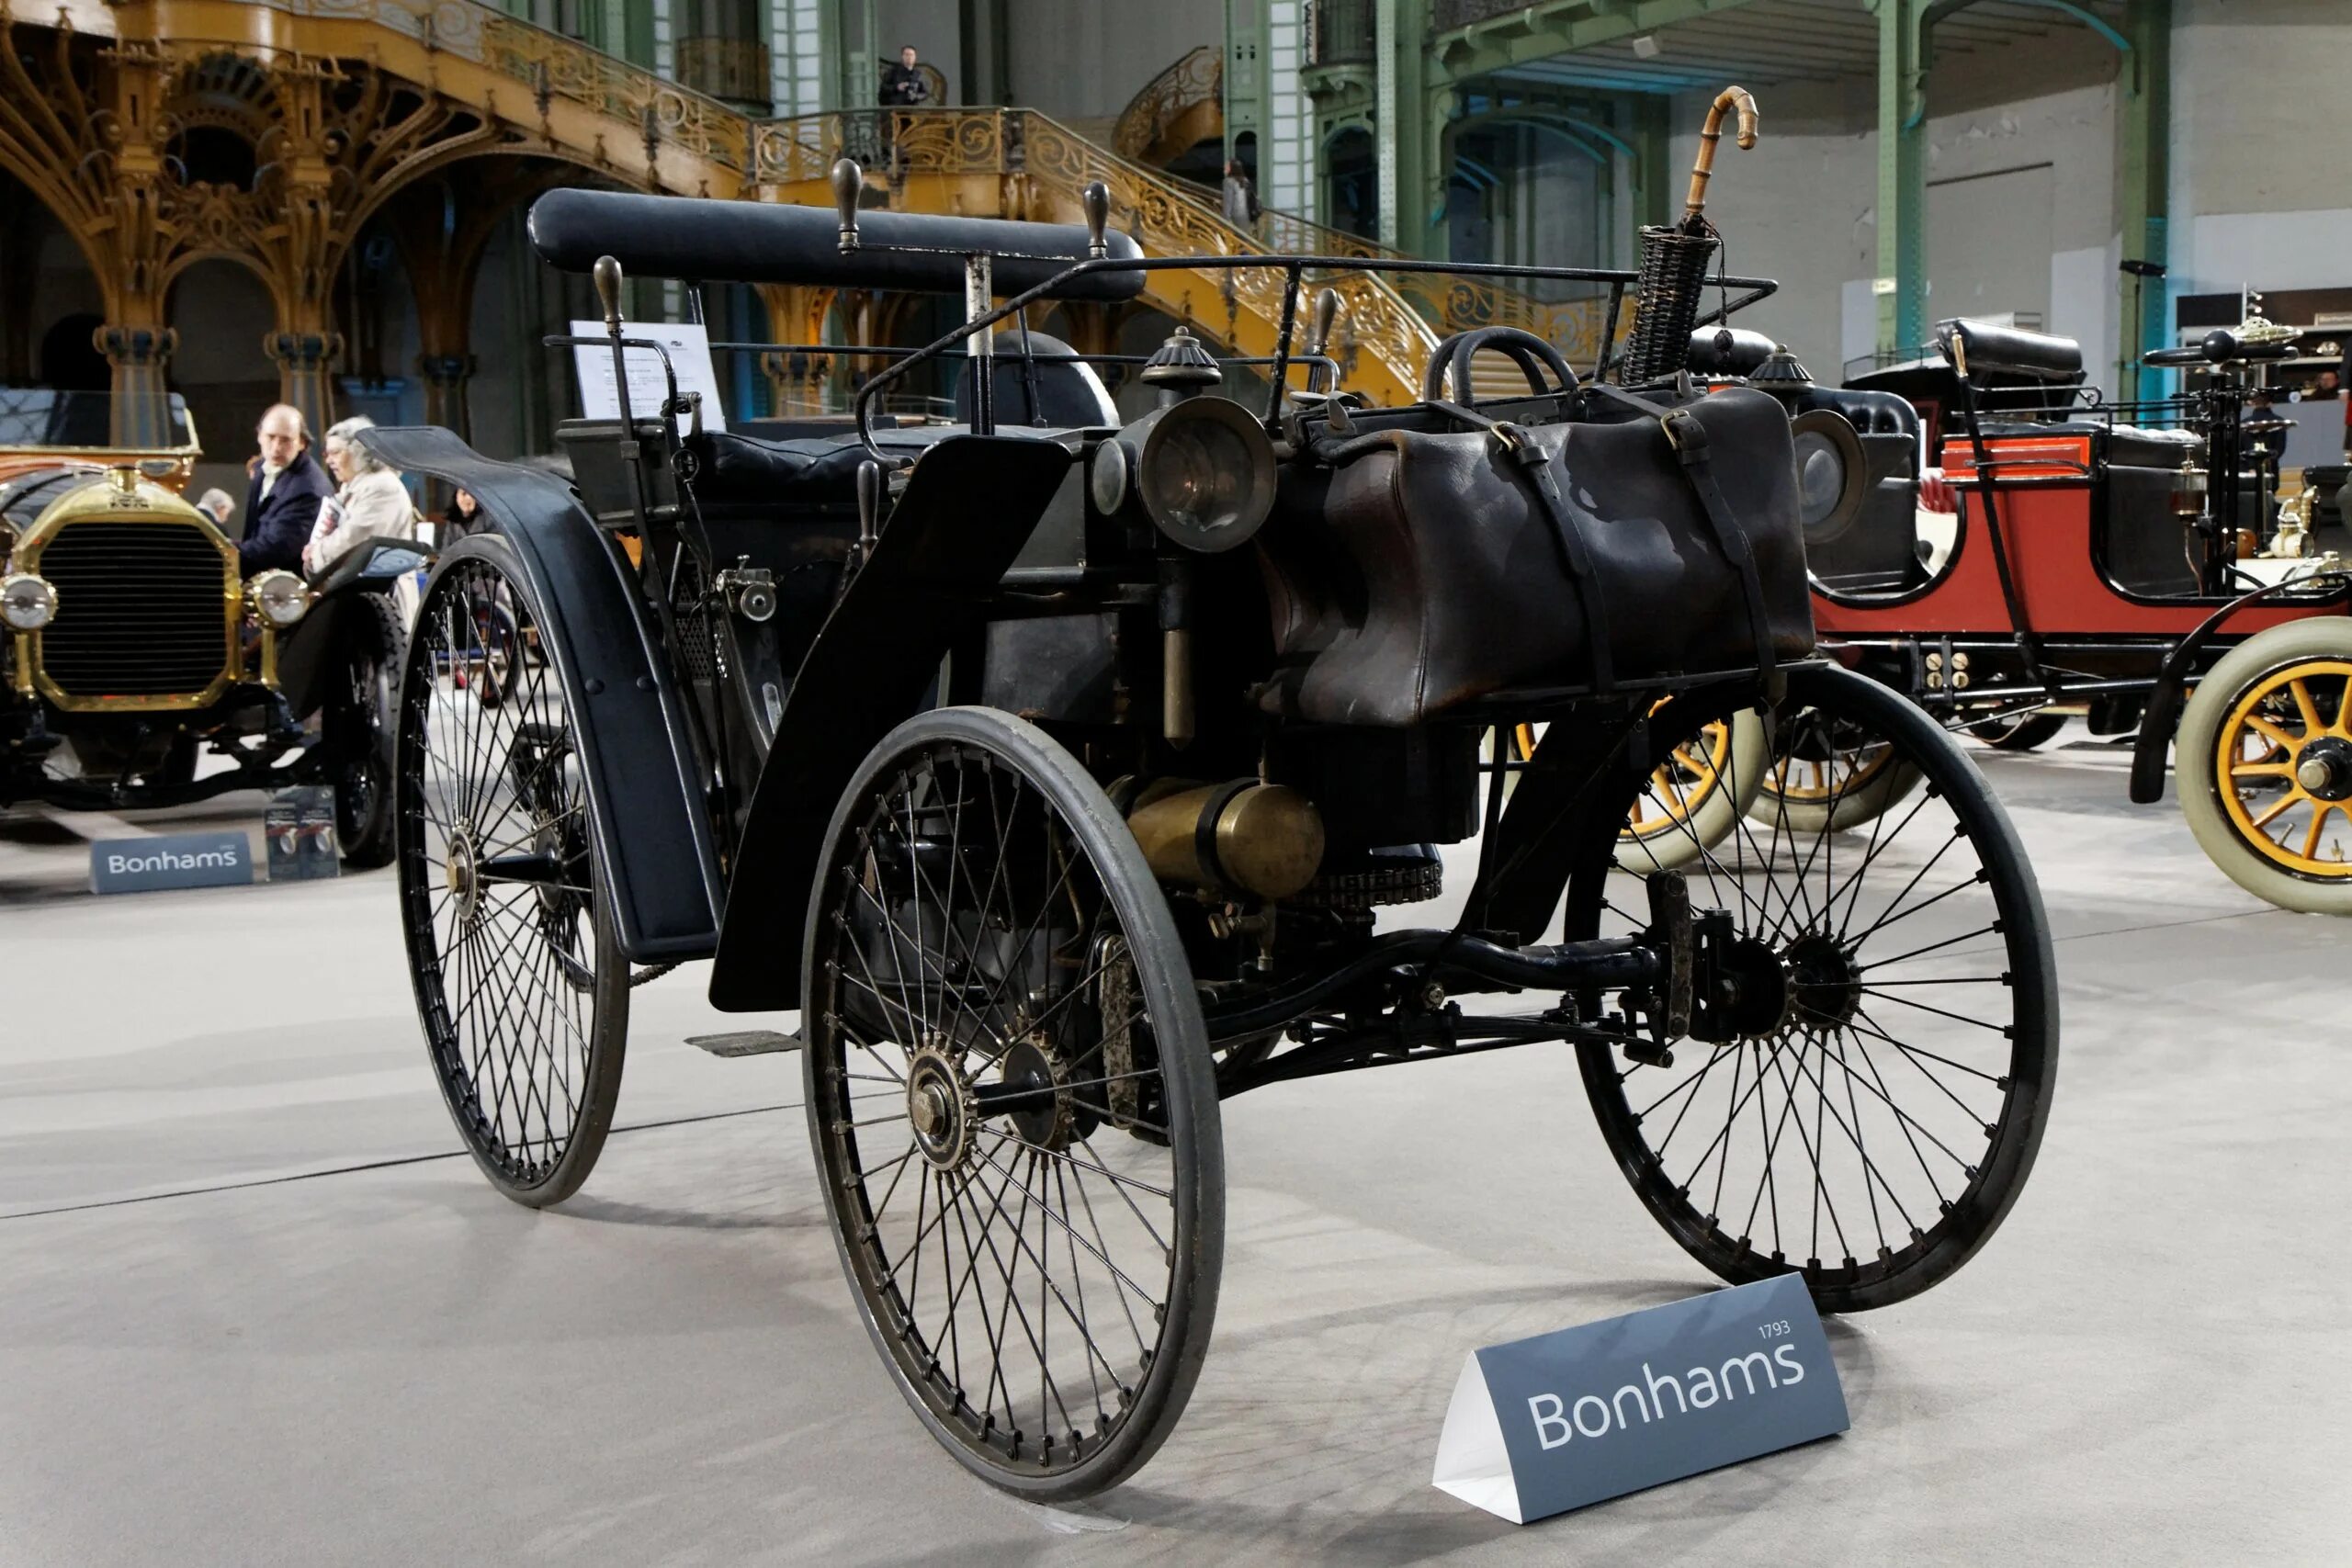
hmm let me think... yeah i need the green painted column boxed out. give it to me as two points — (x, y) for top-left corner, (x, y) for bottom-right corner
(1420, 81), (1453, 258)
(1374, 0), (1403, 247)
(2118, 0), (2171, 400)
(1872, 0), (1926, 358)
(1374, 0), (1440, 254)
(1225, 0), (1270, 176)
(826, 0), (876, 109)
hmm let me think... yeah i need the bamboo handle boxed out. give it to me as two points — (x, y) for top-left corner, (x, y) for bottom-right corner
(1683, 85), (1760, 223)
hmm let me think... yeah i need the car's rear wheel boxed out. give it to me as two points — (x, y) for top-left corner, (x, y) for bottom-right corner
(1578, 665), (2058, 1312)
(397, 537), (628, 1205)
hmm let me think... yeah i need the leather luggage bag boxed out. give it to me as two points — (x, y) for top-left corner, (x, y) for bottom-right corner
(1253, 385), (1816, 728)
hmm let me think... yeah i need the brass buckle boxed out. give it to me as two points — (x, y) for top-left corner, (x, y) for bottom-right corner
(1659, 409), (1705, 455)
(1487, 421), (1533, 459)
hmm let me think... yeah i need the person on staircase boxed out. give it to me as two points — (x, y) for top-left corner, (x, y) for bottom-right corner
(1223, 157), (1261, 235)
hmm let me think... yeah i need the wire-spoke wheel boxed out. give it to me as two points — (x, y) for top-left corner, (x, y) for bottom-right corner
(805, 706), (1223, 1500)
(2178, 619), (2352, 914)
(1748, 697), (1924, 835)
(397, 536), (627, 1206)
(1578, 664), (2057, 1312)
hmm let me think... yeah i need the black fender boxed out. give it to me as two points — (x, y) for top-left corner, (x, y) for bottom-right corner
(708, 434), (1077, 1011)
(276, 544), (433, 717)
(2128, 581), (2352, 805)
(357, 425), (726, 962)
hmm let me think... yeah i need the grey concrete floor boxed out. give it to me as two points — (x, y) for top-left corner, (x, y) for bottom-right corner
(2, 733), (2346, 1566)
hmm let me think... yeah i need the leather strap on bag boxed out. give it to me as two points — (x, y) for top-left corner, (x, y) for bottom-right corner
(1589, 383), (1783, 701)
(1428, 400), (1615, 694)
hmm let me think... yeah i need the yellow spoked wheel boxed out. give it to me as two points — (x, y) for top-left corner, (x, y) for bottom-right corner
(1521, 710), (1769, 872)
(2177, 619), (2352, 914)
(1748, 722), (1923, 835)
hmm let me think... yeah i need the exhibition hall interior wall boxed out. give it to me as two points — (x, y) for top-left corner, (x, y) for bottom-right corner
(1677, 0), (2352, 385)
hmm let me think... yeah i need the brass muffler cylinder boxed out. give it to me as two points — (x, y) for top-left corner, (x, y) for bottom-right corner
(1126, 780), (1326, 900)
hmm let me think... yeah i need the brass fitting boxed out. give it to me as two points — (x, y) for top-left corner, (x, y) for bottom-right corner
(1126, 780), (1326, 901)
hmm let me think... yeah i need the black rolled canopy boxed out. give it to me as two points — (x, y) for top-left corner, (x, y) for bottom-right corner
(526, 187), (1148, 302)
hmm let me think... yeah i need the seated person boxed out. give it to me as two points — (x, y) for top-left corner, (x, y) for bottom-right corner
(301, 415), (418, 578)
(240, 403), (333, 576)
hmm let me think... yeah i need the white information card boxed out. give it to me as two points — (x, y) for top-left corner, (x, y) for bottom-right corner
(570, 321), (729, 434)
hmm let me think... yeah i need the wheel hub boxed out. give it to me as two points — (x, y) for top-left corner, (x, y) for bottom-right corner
(906, 1045), (978, 1170)
(1784, 932), (1864, 1032)
(1709, 931), (1861, 1040)
(1714, 936), (1792, 1039)
(995, 1036), (1076, 1151)
(444, 828), (481, 924)
(2293, 737), (2352, 801)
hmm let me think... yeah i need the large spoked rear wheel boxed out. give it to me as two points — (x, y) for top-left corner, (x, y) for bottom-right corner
(2177, 618), (2352, 915)
(1580, 664), (2057, 1313)
(804, 707), (1223, 1501)
(397, 536), (628, 1206)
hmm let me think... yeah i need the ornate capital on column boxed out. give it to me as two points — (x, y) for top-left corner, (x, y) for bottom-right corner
(264, 331), (343, 373)
(93, 323), (178, 370)
(416, 352), (477, 389)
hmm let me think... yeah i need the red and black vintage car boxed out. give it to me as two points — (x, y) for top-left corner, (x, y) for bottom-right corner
(1773, 318), (2352, 914)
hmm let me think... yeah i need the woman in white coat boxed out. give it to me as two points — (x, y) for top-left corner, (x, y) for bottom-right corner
(301, 415), (417, 578)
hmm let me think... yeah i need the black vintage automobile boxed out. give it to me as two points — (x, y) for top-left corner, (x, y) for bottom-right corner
(0, 392), (418, 864)
(373, 144), (2058, 1499)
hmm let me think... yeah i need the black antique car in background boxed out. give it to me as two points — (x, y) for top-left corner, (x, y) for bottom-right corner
(0, 391), (418, 865)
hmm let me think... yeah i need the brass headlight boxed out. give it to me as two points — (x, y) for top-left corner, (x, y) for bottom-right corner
(1111, 396), (1278, 553)
(1, 572), (57, 631)
(249, 570), (311, 628)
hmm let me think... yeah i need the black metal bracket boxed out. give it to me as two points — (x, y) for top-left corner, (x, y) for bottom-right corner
(1213, 1008), (1633, 1100)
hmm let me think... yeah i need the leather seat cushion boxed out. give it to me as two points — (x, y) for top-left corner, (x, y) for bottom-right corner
(685, 431), (871, 507)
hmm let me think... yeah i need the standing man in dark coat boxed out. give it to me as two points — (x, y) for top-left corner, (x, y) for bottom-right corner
(238, 403), (333, 577)
(881, 44), (930, 106)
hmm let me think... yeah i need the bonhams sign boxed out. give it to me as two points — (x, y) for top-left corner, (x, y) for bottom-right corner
(88, 831), (254, 894)
(1432, 1275), (1849, 1523)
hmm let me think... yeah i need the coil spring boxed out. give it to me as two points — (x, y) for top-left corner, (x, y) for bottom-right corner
(1620, 224), (1722, 385)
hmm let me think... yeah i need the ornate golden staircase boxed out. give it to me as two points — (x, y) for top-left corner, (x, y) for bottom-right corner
(753, 108), (1442, 407)
(1113, 47), (1226, 170)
